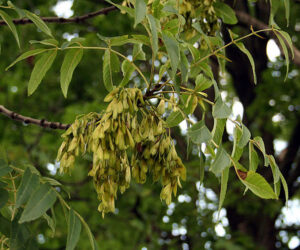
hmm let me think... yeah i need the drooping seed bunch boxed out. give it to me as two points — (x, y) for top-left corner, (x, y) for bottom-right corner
(57, 88), (186, 216)
(178, 0), (219, 40)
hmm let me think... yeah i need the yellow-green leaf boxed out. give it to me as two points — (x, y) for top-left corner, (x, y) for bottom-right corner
(66, 209), (82, 250)
(103, 50), (120, 92)
(212, 97), (231, 119)
(119, 60), (135, 87)
(19, 183), (57, 223)
(24, 10), (53, 37)
(134, 0), (146, 28)
(0, 10), (20, 48)
(166, 111), (184, 127)
(162, 31), (179, 79)
(236, 42), (257, 84)
(6, 48), (47, 70)
(218, 166), (229, 213)
(147, 14), (158, 56)
(213, 2), (237, 25)
(274, 30), (290, 81)
(210, 147), (231, 176)
(28, 50), (57, 96)
(240, 171), (277, 199)
(60, 48), (83, 98)
(187, 121), (212, 145)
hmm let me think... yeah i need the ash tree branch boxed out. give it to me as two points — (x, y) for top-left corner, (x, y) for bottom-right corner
(0, 6), (117, 26)
(235, 10), (300, 67)
(0, 105), (70, 130)
(0, 85), (166, 131)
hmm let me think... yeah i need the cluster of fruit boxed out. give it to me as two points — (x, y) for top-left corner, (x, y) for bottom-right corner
(178, 0), (219, 40)
(57, 88), (186, 216)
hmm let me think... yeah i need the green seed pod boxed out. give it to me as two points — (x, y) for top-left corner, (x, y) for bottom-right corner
(57, 141), (67, 161)
(117, 101), (123, 114)
(150, 141), (160, 156)
(103, 119), (111, 132)
(104, 87), (120, 102)
(157, 99), (165, 115)
(125, 165), (131, 184)
(126, 128), (135, 149)
(160, 183), (172, 205)
(68, 137), (78, 152)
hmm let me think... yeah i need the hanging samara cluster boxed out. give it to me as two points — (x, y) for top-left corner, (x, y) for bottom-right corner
(57, 88), (186, 216)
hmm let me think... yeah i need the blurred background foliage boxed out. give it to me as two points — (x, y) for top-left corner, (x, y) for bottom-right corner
(0, 0), (300, 249)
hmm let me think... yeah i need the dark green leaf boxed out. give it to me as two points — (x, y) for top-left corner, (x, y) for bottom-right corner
(66, 209), (82, 250)
(235, 42), (257, 84)
(162, 31), (179, 79)
(147, 14), (158, 56)
(180, 50), (189, 83)
(131, 34), (151, 46)
(199, 149), (206, 184)
(0, 181), (6, 188)
(134, 0), (147, 28)
(103, 50), (120, 92)
(110, 35), (130, 46)
(28, 49), (57, 96)
(218, 166), (229, 213)
(0, 214), (10, 236)
(15, 168), (40, 209)
(210, 147), (231, 176)
(61, 37), (85, 49)
(7, 1), (25, 18)
(232, 125), (243, 161)
(60, 48), (83, 98)
(0, 159), (12, 177)
(284, 0), (290, 26)
(82, 219), (99, 250)
(238, 124), (251, 148)
(29, 38), (58, 46)
(0, 10), (20, 48)
(280, 173), (289, 202)
(195, 74), (213, 92)
(0, 188), (9, 208)
(43, 213), (56, 236)
(212, 97), (231, 119)
(269, 0), (280, 25)
(187, 121), (212, 145)
(278, 30), (294, 59)
(213, 2), (238, 24)
(24, 10), (53, 37)
(42, 177), (62, 186)
(6, 48), (47, 70)
(274, 31), (289, 80)
(10, 213), (30, 250)
(253, 136), (269, 166)
(166, 111), (184, 127)
(199, 61), (214, 80)
(19, 183), (57, 223)
(212, 118), (226, 146)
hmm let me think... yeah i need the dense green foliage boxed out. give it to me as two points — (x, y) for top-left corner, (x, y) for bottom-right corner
(0, 0), (300, 249)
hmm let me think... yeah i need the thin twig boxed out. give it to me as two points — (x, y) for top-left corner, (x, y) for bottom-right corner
(0, 6), (117, 26)
(0, 105), (70, 130)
